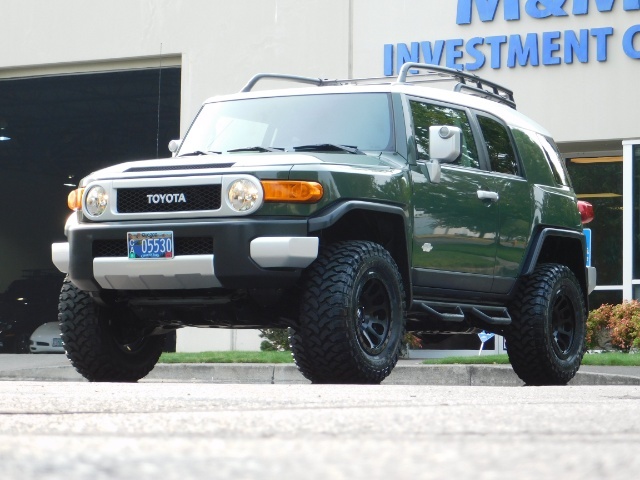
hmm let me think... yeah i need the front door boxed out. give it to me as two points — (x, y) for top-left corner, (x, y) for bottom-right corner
(409, 99), (499, 293)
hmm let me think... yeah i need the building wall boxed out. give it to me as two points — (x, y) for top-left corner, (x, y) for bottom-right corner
(2, 1), (638, 144)
(0, 0), (350, 137)
(176, 328), (263, 353)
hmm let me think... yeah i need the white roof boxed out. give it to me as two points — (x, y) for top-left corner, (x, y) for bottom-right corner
(203, 81), (551, 137)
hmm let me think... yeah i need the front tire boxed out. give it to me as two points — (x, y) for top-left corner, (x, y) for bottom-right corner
(506, 264), (586, 386)
(291, 241), (406, 384)
(58, 278), (163, 382)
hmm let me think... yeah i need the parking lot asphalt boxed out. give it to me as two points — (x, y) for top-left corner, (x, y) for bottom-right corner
(2, 354), (640, 385)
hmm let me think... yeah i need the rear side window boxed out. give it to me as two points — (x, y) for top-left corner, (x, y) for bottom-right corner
(511, 127), (555, 185)
(477, 115), (519, 176)
(410, 100), (480, 169)
(538, 135), (572, 187)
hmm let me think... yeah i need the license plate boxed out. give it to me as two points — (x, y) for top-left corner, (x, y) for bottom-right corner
(127, 231), (174, 259)
(52, 338), (63, 348)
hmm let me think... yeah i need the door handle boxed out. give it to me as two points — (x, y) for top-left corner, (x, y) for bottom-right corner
(477, 190), (499, 202)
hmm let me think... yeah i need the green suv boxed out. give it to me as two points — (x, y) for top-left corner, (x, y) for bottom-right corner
(52, 63), (596, 385)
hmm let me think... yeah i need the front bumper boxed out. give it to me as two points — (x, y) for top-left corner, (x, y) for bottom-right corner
(52, 218), (318, 292)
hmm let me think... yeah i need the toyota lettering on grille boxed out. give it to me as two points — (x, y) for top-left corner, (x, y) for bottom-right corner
(147, 193), (187, 204)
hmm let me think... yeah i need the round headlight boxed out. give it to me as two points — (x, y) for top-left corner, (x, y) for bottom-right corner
(228, 179), (260, 212)
(85, 185), (109, 216)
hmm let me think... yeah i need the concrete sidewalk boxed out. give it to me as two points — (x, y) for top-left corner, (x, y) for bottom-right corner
(1, 354), (640, 386)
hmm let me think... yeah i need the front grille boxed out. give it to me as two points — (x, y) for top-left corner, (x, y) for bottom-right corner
(117, 185), (221, 213)
(93, 237), (214, 258)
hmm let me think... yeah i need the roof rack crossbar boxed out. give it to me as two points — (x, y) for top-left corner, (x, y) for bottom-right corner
(397, 62), (516, 109)
(241, 74), (330, 92)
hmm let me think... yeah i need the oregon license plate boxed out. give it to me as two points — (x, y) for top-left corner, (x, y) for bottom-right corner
(127, 231), (174, 259)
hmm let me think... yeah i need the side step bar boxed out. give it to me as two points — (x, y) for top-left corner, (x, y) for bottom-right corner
(412, 301), (512, 326)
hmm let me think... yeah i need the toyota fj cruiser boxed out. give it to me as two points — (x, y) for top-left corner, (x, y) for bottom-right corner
(52, 63), (596, 385)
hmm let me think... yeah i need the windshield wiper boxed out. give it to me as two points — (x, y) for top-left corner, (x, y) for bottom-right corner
(226, 146), (284, 153)
(292, 144), (363, 154)
(179, 150), (221, 156)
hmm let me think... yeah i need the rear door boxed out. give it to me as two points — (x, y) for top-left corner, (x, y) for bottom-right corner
(473, 113), (532, 294)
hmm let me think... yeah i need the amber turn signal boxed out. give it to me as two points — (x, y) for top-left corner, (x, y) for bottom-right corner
(67, 188), (84, 211)
(261, 180), (323, 203)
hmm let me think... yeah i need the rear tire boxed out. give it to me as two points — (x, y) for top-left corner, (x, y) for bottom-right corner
(291, 241), (406, 384)
(506, 264), (586, 386)
(58, 278), (163, 382)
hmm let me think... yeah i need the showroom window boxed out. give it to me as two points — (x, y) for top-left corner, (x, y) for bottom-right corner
(0, 68), (180, 351)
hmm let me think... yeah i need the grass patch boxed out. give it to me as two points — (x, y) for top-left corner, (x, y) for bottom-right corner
(421, 352), (640, 366)
(581, 352), (640, 366)
(158, 351), (640, 366)
(159, 350), (294, 364)
(422, 355), (510, 365)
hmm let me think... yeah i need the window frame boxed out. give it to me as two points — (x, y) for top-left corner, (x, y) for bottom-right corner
(472, 111), (524, 178)
(406, 95), (488, 172)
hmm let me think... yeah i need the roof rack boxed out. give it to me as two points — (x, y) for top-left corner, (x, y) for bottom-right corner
(396, 63), (516, 109)
(240, 63), (516, 109)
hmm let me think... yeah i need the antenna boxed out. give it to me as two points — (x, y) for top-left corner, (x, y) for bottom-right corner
(156, 43), (163, 158)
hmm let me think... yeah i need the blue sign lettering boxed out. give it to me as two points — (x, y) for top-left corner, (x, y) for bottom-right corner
(525, 0), (569, 19)
(542, 30), (563, 64)
(383, 44), (394, 76)
(574, 0), (640, 14)
(623, 24), (640, 57)
(457, 0), (640, 24)
(564, 29), (590, 63)
(465, 37), (487, 70)
(507, 33), (540, 67)
(422, 40), (446, 65)
(384, 2), (637, 75)
(447, 39), (466, 69)
(591, 26), (614, 61)
(574, 0), (615, 14)
(457, 0), (521, 24)
(485, 35), (508, 67)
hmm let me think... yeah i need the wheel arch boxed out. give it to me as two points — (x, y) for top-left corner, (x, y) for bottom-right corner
(521, 227), (589, 308)
(308, 201), (412, 305)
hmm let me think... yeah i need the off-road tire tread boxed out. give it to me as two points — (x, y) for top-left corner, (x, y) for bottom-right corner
(290, 241), (406, 384)
(506, 263), (586, 386)
(59, 278), (163, 382)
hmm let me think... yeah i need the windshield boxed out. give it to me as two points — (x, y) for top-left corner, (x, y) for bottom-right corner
(178, 93), (394, 155)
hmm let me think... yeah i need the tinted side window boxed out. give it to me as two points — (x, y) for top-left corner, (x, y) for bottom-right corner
(410, 101), (480, 169)
(477, 115), (519, 176)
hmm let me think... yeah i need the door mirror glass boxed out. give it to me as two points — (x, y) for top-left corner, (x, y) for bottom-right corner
(429, 126), (461, 163)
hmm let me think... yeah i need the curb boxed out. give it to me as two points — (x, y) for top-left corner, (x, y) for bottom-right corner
(2, 363), (640, 386)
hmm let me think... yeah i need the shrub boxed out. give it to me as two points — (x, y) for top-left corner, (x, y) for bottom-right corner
(587, 301), (640, 351)
(259, 328), (291, 351)
(586, 303), (613, 348)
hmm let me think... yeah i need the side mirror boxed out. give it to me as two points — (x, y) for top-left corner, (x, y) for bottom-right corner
(168, 139), (181, 155)
(429, 126), (461, 163)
